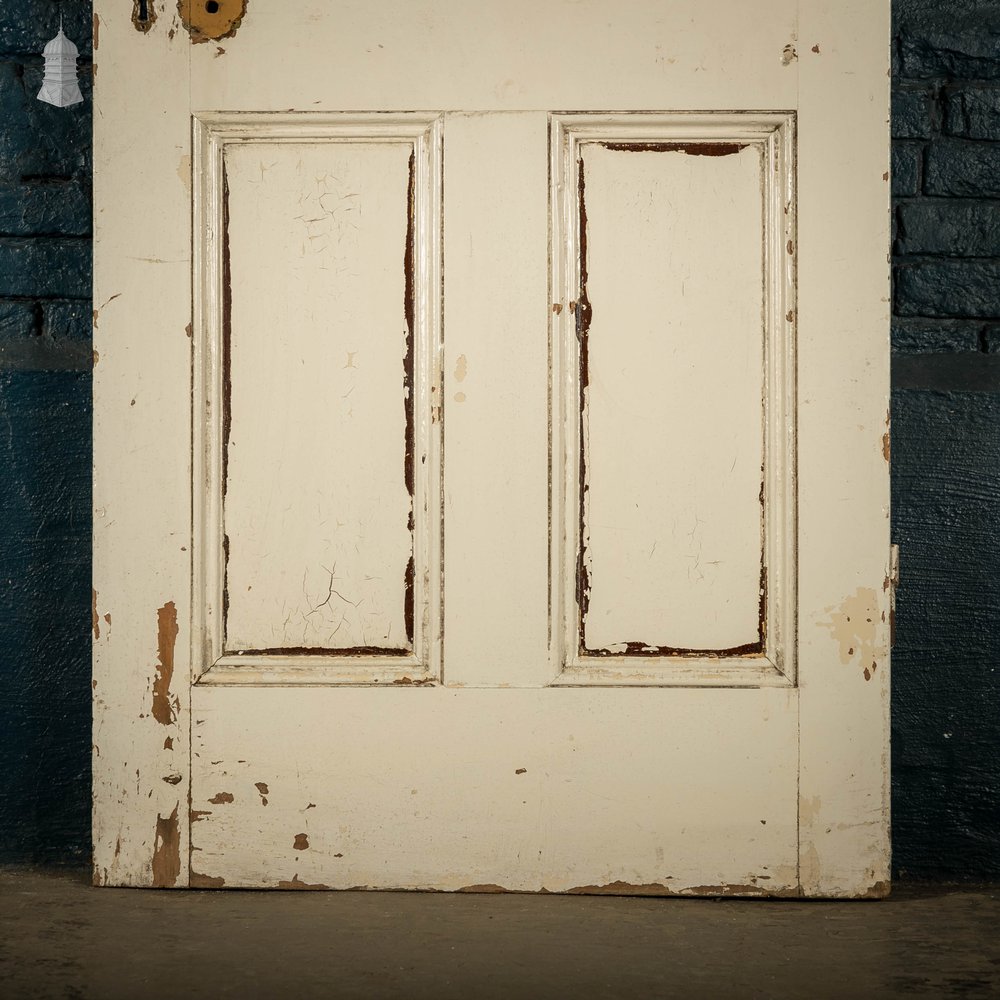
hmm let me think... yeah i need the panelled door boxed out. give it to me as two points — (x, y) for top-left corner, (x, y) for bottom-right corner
(93, 0), (891, 895)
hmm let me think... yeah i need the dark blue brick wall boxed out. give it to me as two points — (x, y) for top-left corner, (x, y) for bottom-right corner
(892, 0), (1000, 880)
(0, 0), (92, 867)
(0, 0), (998, 882)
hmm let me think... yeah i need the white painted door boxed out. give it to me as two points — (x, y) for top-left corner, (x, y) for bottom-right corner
(93, 0), (891, 896)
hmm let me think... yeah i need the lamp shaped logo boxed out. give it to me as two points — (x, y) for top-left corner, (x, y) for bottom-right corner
(37, 21), (83, 108)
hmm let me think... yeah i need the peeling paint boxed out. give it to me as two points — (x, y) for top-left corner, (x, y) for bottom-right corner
(457, 883), (509, 893)
(93, 12), (100, 50)
(151, 602), (179, 726)
(91, 588), (100, 641)
(277, 874), (330, 890)
(454, 354), (468, 382)
(781, 43), (798, 65)
(151, 805), (180, 887)
(402, 150), (416, 648)
(601, 141), (744, 157)
(177, 0), (247, 43)
(208, 791), (234, 804)
(254, 781), (269, 806)
(391, 675), (435, 686)
(576, 156), (593, 646)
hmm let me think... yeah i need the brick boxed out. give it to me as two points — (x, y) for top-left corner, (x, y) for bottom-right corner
(892, 88), (937, 139)
(0, 301), (35, 341)
(899, 5), (1000, 80)
(0, 61), (92, 186)
(42, 300), (90, 342)
(891, 318), (983, 354)
(892, 142), (922, 197)
(896, 260), (1000, 318)
(925, 140), (1000, 197)
(896, 200), (1000, 257)
(944, 86), (1000, 139)
(0, 180), (90, 235)
(0, 238), (90, 298)
(0, 1), (92, 59)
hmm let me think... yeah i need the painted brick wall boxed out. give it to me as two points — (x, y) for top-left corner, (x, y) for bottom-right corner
(890, 0), (1000, 880)
(0, 1), (997, 880)
(0, 0), (92, 866)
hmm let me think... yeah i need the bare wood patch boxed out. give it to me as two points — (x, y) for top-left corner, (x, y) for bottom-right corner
(151, 805), (180, 887)
(277, 874), (330, 890)
(190, 870), (226, 888)
(151, 601), (179, 726)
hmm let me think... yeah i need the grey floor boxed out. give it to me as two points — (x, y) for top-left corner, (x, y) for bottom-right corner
(1, 869), (998, 999)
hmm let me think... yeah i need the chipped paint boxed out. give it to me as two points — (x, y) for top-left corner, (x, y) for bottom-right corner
(177, 0), (247, 43)
(151, 805), (180, 887)
(882, 409), (891, 463)
(820, 587), (884, 680)
(254, 781), (269, 806)
(391, 675), (435, 686)
(781, 43), (797, 65)
(277, 874), (330, 890)
(91, 588), (100, 641)
(576, 156), (593, 646)
(454, 354), (468, 382)
(208, 791), (234, 804)
(151, 602), (179, 726)
(600, 141), (744, 157)
(293, 833), (309, 850)
(402, 150), (417, 648)
(93, 12), (100, 50)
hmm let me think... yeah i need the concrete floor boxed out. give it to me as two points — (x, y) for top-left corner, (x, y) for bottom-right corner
(1, 870), (998, 999)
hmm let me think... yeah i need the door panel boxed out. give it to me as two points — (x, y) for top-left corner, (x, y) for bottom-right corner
(93, 0), (891, 896)
(189, 686), (799, 893)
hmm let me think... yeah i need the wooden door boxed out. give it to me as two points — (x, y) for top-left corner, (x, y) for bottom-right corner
(93, 0), (891, 896)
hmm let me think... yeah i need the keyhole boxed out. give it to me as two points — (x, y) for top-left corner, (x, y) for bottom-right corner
(137, 0), (148, 21)
(205, 1), (220, 12)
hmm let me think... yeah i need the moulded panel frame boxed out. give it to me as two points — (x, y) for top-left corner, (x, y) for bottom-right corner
(549, 112), (797, 688)
(191, 112), (444, 687)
